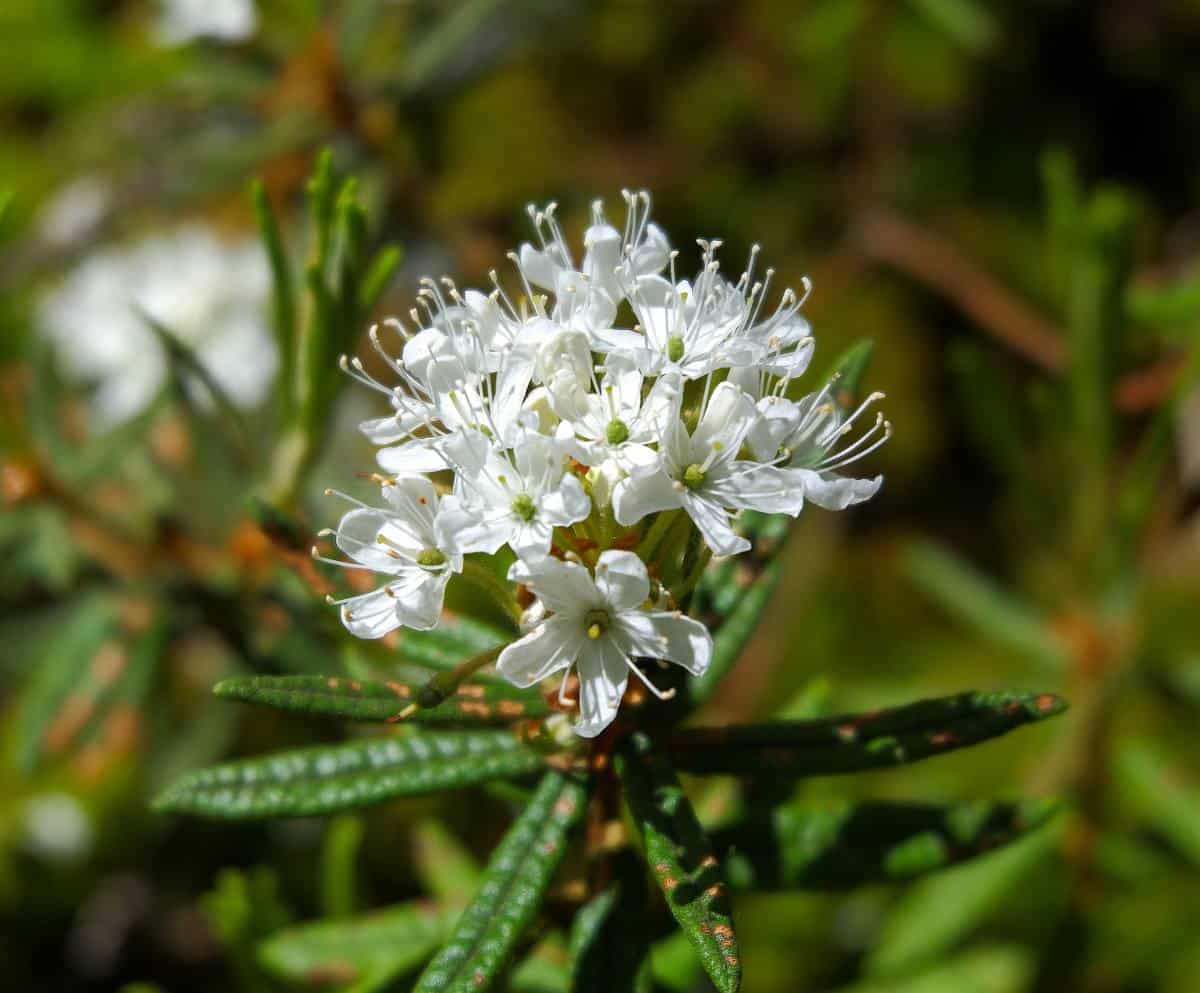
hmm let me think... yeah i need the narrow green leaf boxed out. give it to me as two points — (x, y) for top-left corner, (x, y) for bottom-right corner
(321, 815), (365, 918)
(905, 541), (1067, 670)
(668, 690), (1067, 778)
(908, 0), (999, 53)
(839, 945), (1035, 993)
(259, 900), (449, 987)
(865, 825), (1061, 975)
(569, 852), (653, 993)
(1125, 270), (1200, 335)
(153, 730), (545, 819)
(1113, 741), (1200, 868)
(411, 820), (483, 911)
(617, 734), (741, 993)
(719, 798), (1061, 890)
(398, 616), (511, 670)
(688, 559), (782, 707)
(822, 339), (875, 405)
(250, 180), (296, 418)
(358, 245), (403, 313)
(204, 867), (293, 993)
(214, 674), (547, 724)
(412, 770), (588, 993)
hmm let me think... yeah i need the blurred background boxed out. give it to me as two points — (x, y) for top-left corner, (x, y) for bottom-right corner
(3, 1), (1200, 991)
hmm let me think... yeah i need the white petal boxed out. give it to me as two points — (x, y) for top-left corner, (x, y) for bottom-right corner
(497, 616), (582, 688)
(336, 509), (410, 571)
(540, 473), (591, 526)
(590, 327), (647, 354)
(594, 550), (650, 611)
(509, 519), (555, 557)
(680, 492), (749, 557)
(617, 610), (712, 676)
(518, 242), (561, 290)
(377, 439), (447, 474)
(612, 470), (682, 526)
(386, 567), (450, 630)
(799, 469), (883, 510)
(380, 475), (440, 535)
(437, 501), (514, 556)
(573, 635), (629, 738)
(507, 555), (599, 615)
(339, 588), (401, 639)
(707, 463), (806, 516)
(692, 382), (758, 462)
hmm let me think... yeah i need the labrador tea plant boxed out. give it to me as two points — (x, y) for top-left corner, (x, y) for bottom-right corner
(157, 193), (1066, 993)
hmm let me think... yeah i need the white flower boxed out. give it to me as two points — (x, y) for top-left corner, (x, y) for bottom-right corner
(37, 225), (275, 425)
(157, 0), (257, 45)
(320, 476), (463, 638)
(612, 382), (807, 556)
(437, 433), (591, 557)
(745, 385), (889, 510)
(497, 551), (712, 737)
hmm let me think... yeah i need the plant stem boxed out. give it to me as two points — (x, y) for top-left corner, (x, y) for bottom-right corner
(635, 509), (680, 560)
(461, 558), (522, 629)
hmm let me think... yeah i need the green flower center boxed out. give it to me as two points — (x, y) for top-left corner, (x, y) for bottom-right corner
(584, 608), (611, 640)
(605, 418), (631, 445)
(511, 493), (537, 521)
(416, 547), (447, 568)
(666, 335), (685, 363)
(682, 463), (707, 490)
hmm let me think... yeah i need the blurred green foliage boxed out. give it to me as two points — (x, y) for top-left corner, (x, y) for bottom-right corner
(3, 1), (1200, 991)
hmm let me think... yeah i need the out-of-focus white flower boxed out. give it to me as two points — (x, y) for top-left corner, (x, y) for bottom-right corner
(498, 551), (711, 737)
(37, 177), (111, 249)
(156, 0), (257, 45)
(37, 225), (276, 425)
(21, 792), (93, 863)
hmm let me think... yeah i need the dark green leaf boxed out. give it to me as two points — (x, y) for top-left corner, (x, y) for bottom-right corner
(821, 338), (875, 405)
(719, 798), (1061, 890)
(412, 771), (588, 993)
(250, 179), (296, 418)
(214, 674), (547, 724)
(258, 900), (450, 988)
(840, 945), (1035, 993)
(668, 690), (1067, 778)
(153, 730), (545, 819)
(397, 616), (511, 670)
(411, 819), (483, 911)
(617, 734), (741, 993)
(569, 852), (653, 993)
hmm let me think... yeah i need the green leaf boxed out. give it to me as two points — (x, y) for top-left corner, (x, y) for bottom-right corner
(904, 541), (1067, 670)
(719, 798), (1061, 890)
(411, 819), (483, 912)
(397, 616), (511, 670)
(204, 867), (293, 993)
(214, 674), (547, 724)
(153, 730), (546, 819)
(865, 824), (1062, 975)
(821, 338), (875, 405)
(412, 770), (588, 993)
(668, 690), (1067, 778)
(1113, 741), (1200, 868)
(838, 944), (1035, 993)
(617, 734), (741, 993)
(907, 0), (999, 54)
(251, 179), (297, 419)
(358, 244), (403, 313)
(259, 900), (450, 988)
(569, 852), (653, 993)
(321, 815), (365, 918)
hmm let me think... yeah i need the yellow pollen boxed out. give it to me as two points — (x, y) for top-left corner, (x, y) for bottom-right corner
(587, 623), (603, 640)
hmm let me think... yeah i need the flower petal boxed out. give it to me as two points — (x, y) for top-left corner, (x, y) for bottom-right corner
(612, 470), (681, 526)
(799, 469), (883, 510)
(680, 492), (750, 557)
(707, 463), (806, 516)
(594, 550), (650, 611)
(497, 616), (582, 688)
(617, 610), (713, 676)
(339, 588), (401, 639)
(540, 473), (592, 526)
(573, 635), (629, 738)
(692, 381), (758, 462)
(507, 555), (599, 616)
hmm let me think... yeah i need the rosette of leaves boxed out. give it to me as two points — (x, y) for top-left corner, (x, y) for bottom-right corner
(157, 351), (1067, 993)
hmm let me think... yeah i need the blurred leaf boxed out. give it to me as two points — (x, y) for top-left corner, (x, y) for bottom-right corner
(402, 0), (507, 92)
(947, 342), (1026, 479)
(204, 867), (293, 993)
(357, 244), (402, 314)
(411, 771), (588, 993)
(397, 616), (511, 670)
(617, 734), (741, 993)
(905, 541), (1067, 670)
(321, 815), (365, 919)
(569, 852), (653, 993)
(1125, 270), (1200, 336)
(411, 819), (483, 912)
(1041, 147), (1082, 309)
(214, 674), (546, 724)
(668, 690), (1067, 777)
(251, 179), (296, 420)
(821, 339), (876, 404)
(719, 798), (1060, 889)
(839, 944), (1035, 993)
(865, 824), (1062, 975)
(907, 0), (998, 54)
(153, 730), (546, 819)
(258, 899), (450, 989)
(1114, 741), (1200, 868)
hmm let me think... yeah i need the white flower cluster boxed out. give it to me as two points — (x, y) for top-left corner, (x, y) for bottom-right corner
(156, 0), (257, 46)
(38, 225), (276, 425)
(322, 193), (889, 737)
